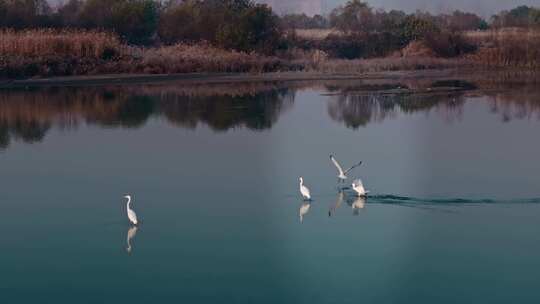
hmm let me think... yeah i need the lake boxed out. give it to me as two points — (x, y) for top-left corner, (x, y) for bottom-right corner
(1, 74), (540, 303)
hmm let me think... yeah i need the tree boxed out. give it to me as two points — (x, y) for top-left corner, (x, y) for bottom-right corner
(217, 4), (282, 54)
(0, 0), (52, 28)
(159, 0), (283, 54)
(78, 0), (159, 45)
(330, 0), (374, 32)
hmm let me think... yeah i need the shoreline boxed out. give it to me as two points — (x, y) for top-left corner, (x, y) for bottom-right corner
(0, 69), (474, 89)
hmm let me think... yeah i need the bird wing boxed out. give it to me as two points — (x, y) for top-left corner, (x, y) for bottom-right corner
(344, 161), (362, 174)
(330, 155), (345, 175)
(301, 185), (311, 198)
(128, 209), (138, 224)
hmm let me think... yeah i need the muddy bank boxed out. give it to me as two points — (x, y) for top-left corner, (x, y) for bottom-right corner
(0, 70), (472, 89)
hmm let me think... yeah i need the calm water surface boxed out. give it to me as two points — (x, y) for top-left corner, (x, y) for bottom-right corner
(1, 77), (540, 303)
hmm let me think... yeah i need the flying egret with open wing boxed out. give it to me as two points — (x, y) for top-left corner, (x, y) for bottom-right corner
(124, 195), (138, 225)
(330, 155), (362, 182)
(299, 177), (311, 201)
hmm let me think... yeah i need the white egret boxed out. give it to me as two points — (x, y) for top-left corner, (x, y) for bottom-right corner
(351, 179), (369, 197)
(124, 195), (138, 225)
(299, 203), (311, 223)
(299, 177), (312, 201)
(330, 155), (362, 182)
(126, 226), (138, 254)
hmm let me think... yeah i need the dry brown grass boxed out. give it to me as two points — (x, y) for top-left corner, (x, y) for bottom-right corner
(464, 28), (540, 42)
(133, 43), (287, 73)
(294, 29), (343, 40)
(0, 30), (294, 78)
(465, 29), (540, 68)
(309, 57), (472, 73)
(0, 29), (122, 59)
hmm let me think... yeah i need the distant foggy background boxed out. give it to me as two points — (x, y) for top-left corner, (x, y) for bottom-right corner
(258, 0), (540, 17)
(45, 1), (540, 17)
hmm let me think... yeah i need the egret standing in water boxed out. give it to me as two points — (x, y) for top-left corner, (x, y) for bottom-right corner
(299, 177), (312, 201)
(330, 155), (362, 183)
(124, 195), (138, 225)
(351, 179), (369, 197)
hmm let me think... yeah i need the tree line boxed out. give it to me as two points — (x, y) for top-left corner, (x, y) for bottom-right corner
(0, 0), (282, 53)
(1, 0), (539, 55)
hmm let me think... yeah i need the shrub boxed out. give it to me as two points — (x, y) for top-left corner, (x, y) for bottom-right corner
(290, 31), (405, 59)
(423, 31), (477, 57)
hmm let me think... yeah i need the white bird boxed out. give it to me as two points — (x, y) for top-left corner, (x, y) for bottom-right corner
(124, 195), (138, 225)
(299, 177), (311, 200)
(126, 226), (138, 254)
(330, 155), (362, 182)
(299, 203), (311, 223)
(351, 179), (369, 197)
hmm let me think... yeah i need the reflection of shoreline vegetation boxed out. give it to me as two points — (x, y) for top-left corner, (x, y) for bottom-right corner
(2, 77), (540, 149)
(326, 79), (540, 128)
(327, 91), (467, 128)
(0, 84), (295, 149)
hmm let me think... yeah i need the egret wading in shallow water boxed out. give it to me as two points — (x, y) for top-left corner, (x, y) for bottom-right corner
(330, 155), (362, 183)
(352, 179), (369, 197)
(299, 177), (312, 201)
(124, 195), (138, 225)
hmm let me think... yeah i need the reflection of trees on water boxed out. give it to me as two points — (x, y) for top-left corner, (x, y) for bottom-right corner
(485, 89), (540, 122)
(160, 90), (294, 131)
(327, 81), (540, 129)
(328, 92), (466, 129)
(0, 86), (294, 149)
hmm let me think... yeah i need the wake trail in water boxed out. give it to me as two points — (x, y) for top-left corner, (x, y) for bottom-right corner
(368, 194), (540, 205)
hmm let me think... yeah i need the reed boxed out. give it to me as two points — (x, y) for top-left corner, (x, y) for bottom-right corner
(0, 29), (122, 59)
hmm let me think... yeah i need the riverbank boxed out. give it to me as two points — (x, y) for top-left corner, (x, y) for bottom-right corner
(2, 29), (540, 82)
(3, 68), (540, 90)
(0, 69), (477, 89)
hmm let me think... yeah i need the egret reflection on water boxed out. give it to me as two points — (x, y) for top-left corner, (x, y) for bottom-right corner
(328, 190), (344, 217)
(351, 197), (366, 215)
(126, 226), (138, 254)
(330, 155), (362, 183)
(299, 203), (311, 223)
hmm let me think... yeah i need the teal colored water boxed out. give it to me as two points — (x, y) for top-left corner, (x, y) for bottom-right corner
(1, 79), (540, 303)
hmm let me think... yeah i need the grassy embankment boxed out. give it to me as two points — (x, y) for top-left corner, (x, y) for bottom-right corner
(1, 28), (540, 79)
